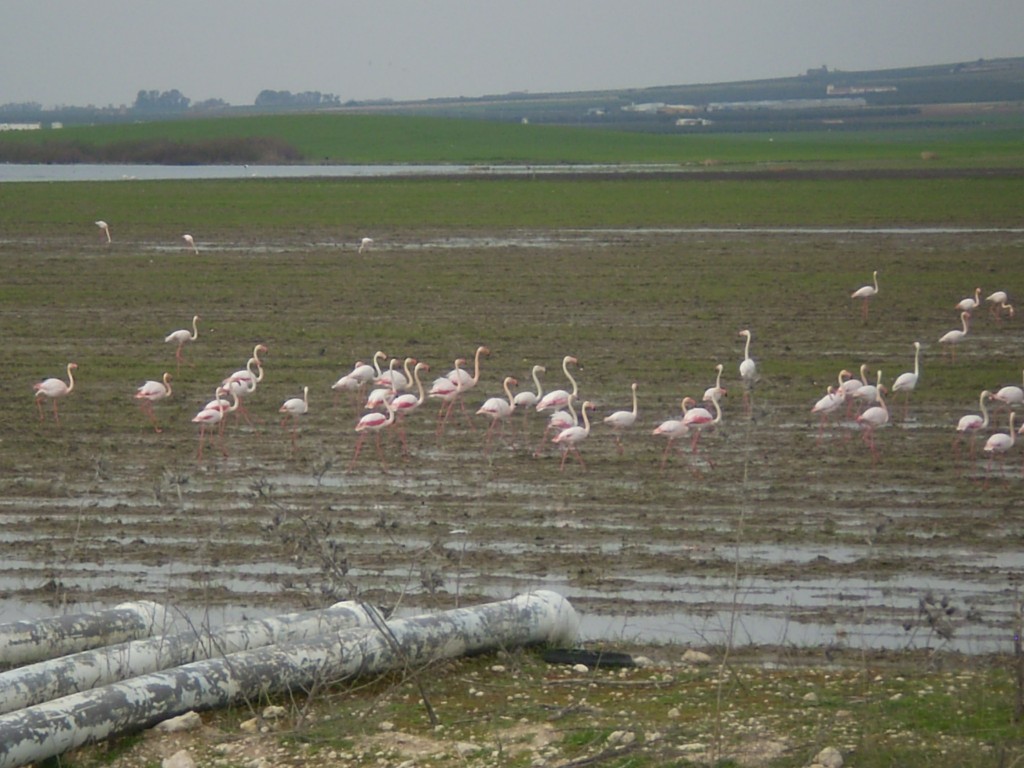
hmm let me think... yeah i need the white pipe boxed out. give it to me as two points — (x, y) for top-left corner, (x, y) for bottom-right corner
(0, 601), (377, 715)
(0, 601), (165, 667)
(0, 590), (578, 768)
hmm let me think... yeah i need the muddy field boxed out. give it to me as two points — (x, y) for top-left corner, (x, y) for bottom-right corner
(1, 227), (1023, 660)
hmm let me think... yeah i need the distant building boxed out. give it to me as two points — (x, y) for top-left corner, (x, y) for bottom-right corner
(675, 117), (714, 127)
(621, 102), (665, 113)
(0, 122), (42, 131)
(827, 84), (898, 95)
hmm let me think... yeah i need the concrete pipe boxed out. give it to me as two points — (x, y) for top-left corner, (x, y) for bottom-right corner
(0, 590), (578, 768)
(0, 600), (377, 715)
(0, 601), (166, 667)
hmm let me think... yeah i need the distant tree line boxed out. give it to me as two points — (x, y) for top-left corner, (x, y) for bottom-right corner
(254, 90), (342, 108)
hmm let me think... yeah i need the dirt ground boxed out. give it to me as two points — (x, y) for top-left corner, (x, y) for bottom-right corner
(1, 227), (1023, 663)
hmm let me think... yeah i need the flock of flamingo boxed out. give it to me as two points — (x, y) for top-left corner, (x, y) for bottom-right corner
(30, 258), (1021, 478)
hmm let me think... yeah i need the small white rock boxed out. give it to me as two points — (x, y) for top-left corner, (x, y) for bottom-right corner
(803, 691), (819, 703)
(161, 750), (195, 768)
(154, 711), (201, 733)
(456, 741), (481, 756)
(814, 746), (844, 768)
(572, 663), (590, 674)
(262, 705), (287, 720)
(239, 717), (259, 733)
(682, 649), (713, 665)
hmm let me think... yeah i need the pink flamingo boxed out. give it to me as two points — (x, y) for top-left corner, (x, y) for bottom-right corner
(702, 364), (727, 405)
(856, 375), (890, 464)
(279, 386), (309, 453)
(476, 376), (518, 455)
(986, 290), (1015, 322)
(536, 355), (579, 414)
(955, 287), (981, 313)
(376, 356), (415, 393)
(134, 372), (173, 432)
(182, 234), (198, 254)
(738, 329), (757, 416)
(222, 343), (268, 424)
(838, 368), (863, 418)
(552, 401), (595, 471)
(683, 389), (723, 455)
(192, 388), (239, 460)
(850, 270), (879, 321)
(811, 385), (845, 444)
(512, 364), (545, 436)
(535, 394), (578, 457)
(349, 402), (398, 471)
(992, 370), (1024, 416)
(938, 311), (970, 362)
(95, 220), (111, 243)
(890, 341), (921, 420)
(390, 361), (430, 455)
(652, 398), (694, 471)
(429, 358), (466, 437)
(33, 362), (78, 424)
(603, 382), (639, 455)
(982, 412), (1017, 487)
(953, 389), (992, 463)
(165, 315), (199, 370)
(851, 366), (885, 415)
(444, 345), (489, 428)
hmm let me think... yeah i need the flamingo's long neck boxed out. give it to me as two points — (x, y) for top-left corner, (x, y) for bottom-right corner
(744, 334), (752, 362)
(531, 367), (544, 398)
(715, 366), (723, 390)
(979, 393), (990, 428)
(563, 358), (579, 396)
(872, 272), (879, 292)
(65, 364), (76, 393)
(504, 378), (516, 406)
(413, 365), (427, 405)
(163, 373), (173, 396)
(580, 403), (592, 434)
(913, 345), (920, 376)
(630, 385), (638, 416)
(470, 348), (485, 385)
(190, 316), (199, 341)
(373, 352), (386, 378)
(711, 393), (722, 424)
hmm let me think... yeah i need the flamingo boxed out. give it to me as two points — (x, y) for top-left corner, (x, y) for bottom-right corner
(702, 364), (727, 404)
(982, 412), (1017, 486)
(441, 346), (489, 431)
(891, 341), (921, 420)
(376, 356), (415, 393)
(738, 329), (757, 416)
(838, 368), (863, 417)
(33, 362), (78, 424)
(851, 365), (885, 413)
(683, 389), (723, 455)
(603, 382), (639, 455)
(992, 370), (1024, 415)
(954, 389), (992, 462)
(390, 361), (430, 455)
(165, 315), (199, 370)
(811, 385), (846, 444)
(336, 352), (387, 406)
(536, 355), (579, 414)
(986, 290), (1015, 322)
(134, 372), (173, 432)
(938, 311), (970, 362)
(652, 398), (694, 471)
(552, 401), (595, 471)
(512, 364), (545, 434)
(856, 374), (890, 463)
(851, 270), (879, 321)
(222, 343), (268, 424)
(192, 388), (239, 460)
(476, 376), (518, 454)
(535, 394), (578, 457)
(430, 358), (466, 436)
(95, 220), (111, 243)
(279, 386), (309, 452)
(358, 237), (373, 253)
(955, 287), (981, 313)
(349, 402), (398, 471)
(182, 234), (198, 254)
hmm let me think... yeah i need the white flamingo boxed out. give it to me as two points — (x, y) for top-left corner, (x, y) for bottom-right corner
(536, 355), (579, 413)
(851, 270), (879, 320)
(603, 382), (639, 455)
(938, 311), (970, 362)
(165, 315), (199, 369)
(738, 329), (757, 415)
(954, 389), (992, 462)
(476, 376), (518, 454)
(134, 372), (173, 432)
(33, 362), (78, 424)
(552, 401), (595, 471)
(891, 341), (921, 420)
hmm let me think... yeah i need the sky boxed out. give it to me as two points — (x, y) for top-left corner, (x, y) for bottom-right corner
(3, 1), (1023, 109)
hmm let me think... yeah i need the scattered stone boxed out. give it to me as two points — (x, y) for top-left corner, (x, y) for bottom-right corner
(161, 750), (195, 768)
(239, 717), (259, 733)
(682, 649), (713, 665)
(262, 705), (287, 720)
(572, 663), (589, 674)
(606, 730), (636, 746)
(456, 741), (482, 756)
(154, 711), (202, 733)
(803, 691), (819, 703)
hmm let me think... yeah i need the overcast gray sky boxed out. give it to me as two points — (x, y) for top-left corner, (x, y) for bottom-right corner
(3, 1), (1022, 108)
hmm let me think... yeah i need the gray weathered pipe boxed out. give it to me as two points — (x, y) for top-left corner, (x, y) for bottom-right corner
(0, 601), (166, 667)
(0, 590), (578, 768)
(0, 601), (377, 715)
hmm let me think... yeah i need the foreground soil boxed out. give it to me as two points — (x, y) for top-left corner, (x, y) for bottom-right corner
(1, 226), (1023, 764)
